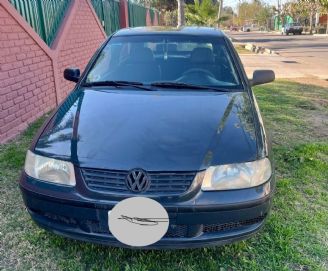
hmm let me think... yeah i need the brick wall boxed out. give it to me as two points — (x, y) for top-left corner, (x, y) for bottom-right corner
(0, 0), (158, 143)
(0, 0), (106, 143)
(146, 9), (152, 26)
(153, 11), (159, 26)
(56, 0), (106, 101)
(0, 4), (57, 142)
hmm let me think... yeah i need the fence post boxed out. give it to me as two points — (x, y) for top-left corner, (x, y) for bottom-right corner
(119, 0), (129, 28)
(35, 0), (47, 43)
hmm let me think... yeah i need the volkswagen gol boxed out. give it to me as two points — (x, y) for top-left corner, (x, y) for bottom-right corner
(20, 27), (275, 249)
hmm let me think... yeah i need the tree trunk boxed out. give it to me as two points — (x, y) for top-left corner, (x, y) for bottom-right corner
(309, 11), (313, 34)
(218, 0), (223, 27)
(177, 0), (185, 27)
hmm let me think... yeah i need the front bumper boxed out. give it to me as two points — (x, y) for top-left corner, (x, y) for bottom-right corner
(20, 173), (274, 249)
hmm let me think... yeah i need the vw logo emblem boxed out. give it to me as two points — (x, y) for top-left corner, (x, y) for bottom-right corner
(126, 169), (150, 192)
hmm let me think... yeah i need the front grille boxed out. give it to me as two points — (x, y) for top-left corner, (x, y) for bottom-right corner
(165, 224), (189, 238)
(203, 215), (266, 233)
(80, 168), (196, 195)
(84, 222), (189, 238)
(34, 209), (266, 239)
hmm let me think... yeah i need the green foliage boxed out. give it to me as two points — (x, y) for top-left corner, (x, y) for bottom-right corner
(319, 0), (328, 10)
(237, 0), (274, 26)
(134, 0), (178, 11)
(320, 0), (328, 7)
(185, 0), (221, 26)
(282, 1), (308, 21)
(163, 9), (177, 26)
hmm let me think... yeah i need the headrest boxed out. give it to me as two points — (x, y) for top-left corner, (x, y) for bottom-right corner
(191, 47), (214, 64)
(129, 47), (154, 63)
(168, 43), (177, 52)
(156, 44), (164, 52)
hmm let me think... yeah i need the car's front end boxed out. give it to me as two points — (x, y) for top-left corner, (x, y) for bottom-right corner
(21, 170), (273, 249)
(20, 27), (275, 249)
(283, 23), (303, 35)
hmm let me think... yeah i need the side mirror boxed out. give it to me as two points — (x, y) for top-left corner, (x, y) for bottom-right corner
(64, 68), (80, 83)
(250, 70), (275, 86)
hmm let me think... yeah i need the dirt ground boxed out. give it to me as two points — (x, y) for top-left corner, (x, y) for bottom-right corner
(289, 77), (328, 88)
(288, 77), (328, 140)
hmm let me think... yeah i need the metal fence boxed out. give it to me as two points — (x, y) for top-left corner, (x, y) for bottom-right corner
(91, 0), (120, 35)
(128, 1), (147, 27)
(9, 0), (71, 46)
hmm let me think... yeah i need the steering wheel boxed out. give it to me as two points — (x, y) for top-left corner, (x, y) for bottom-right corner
(180, 68), (215, 79)
(176, 68), (216, 85)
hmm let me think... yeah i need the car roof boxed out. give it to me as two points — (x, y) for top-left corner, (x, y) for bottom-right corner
(113, 26), (226, 38)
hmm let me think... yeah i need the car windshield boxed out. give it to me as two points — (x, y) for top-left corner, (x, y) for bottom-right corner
(85, 35), (242, 90)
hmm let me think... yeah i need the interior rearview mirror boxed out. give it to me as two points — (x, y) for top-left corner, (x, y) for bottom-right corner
(64, 68), (80, 83)
(250, 70), (275, 86)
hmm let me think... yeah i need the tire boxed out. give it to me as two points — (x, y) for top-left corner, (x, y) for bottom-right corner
(247, 29), (250, 32)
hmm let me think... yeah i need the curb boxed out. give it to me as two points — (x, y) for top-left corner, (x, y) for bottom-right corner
(313, 34), (328, 37)
(244, 43), (277, 55)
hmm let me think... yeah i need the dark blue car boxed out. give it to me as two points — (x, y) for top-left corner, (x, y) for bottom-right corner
(20, 27), (275, 249)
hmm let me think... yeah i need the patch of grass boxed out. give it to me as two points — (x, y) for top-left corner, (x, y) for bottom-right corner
(0, 81), (327, 270)
(254, 80), (328, 144)
(234, 44), (253, 54)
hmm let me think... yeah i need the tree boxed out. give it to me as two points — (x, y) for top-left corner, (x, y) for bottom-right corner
(177, 0), (185, 27)
(185, 0), (227, 26)
(163, 10), (177, 26)
(282, 1), (307, 22)
(221, 6), (237, 27)
(299, 0), (320, 34)
(135, 0), (177, 11)
(237, 0), (273, 27)
(319, 0), (328, 7)
(218, 0), (223, 26)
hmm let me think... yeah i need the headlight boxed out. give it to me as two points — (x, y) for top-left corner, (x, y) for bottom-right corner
(201, 158), (271, 191)
(24, 150), (76, 186)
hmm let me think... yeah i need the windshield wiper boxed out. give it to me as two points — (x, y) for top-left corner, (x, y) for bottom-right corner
(150, 82), (231, 92)
(83, 80), (154, 91)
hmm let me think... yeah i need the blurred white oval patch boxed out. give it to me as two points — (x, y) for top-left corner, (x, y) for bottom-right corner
(108, 197), (169, 247)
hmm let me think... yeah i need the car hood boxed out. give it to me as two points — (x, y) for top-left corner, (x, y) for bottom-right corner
(35, 88), (258, 171)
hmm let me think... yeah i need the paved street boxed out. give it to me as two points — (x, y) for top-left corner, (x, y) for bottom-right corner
(228, 31), (328, 80)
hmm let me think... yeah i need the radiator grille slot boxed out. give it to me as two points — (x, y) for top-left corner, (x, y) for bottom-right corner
(81, 168), (196, 195)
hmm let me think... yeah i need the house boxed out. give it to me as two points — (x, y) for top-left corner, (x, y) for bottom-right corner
(319, 14), (327, 26)
(274, 15), (293, 30)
